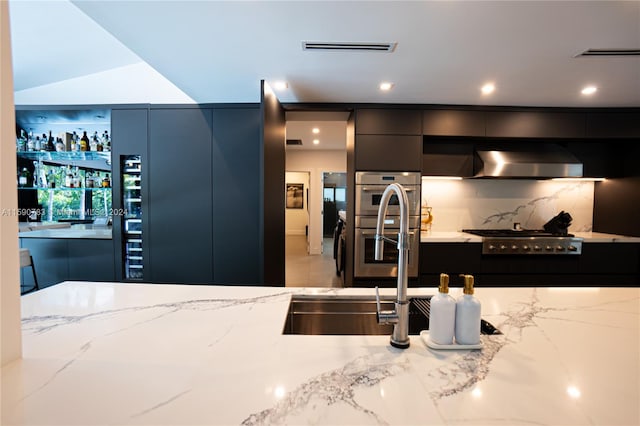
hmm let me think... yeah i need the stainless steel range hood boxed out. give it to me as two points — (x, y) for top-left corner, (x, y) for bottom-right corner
(474, 143), (583, 178)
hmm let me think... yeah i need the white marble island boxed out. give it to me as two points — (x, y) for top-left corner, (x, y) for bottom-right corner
(2, 282), (638, 425)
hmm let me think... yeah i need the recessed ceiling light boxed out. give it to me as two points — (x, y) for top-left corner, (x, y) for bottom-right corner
(273, 81), (288, 90)
(312, 127), (320, 134)
(581, 85), (597, 95)
(313, 139), (320, 145)
(379, 82), (394, 91)
(481, 83), (495, 95)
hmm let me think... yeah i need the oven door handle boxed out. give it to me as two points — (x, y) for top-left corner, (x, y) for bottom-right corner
(360, 187), (415, 192)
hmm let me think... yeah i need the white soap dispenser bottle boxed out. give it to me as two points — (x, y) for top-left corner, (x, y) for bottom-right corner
(455, 274), (481, 345)
(428, 273), (456, 345)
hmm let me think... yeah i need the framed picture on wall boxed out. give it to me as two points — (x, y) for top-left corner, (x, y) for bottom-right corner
(286, 183), (304, 209)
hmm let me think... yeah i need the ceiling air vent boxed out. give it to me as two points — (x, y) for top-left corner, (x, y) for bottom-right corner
(302, 41), (397, 52)
(286, 139), (303, 146)
(575, 48), (640, 57)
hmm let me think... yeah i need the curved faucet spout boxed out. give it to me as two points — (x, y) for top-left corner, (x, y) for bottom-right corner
(374, 183), (411, 349)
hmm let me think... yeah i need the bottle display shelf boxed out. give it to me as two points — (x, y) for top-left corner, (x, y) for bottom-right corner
(17, 151), (111, 161)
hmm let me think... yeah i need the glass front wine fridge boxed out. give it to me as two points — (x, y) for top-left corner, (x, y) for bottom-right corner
(121, 155), (143, 280)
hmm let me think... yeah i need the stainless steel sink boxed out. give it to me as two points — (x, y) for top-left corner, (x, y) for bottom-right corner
(282, 295), (430, 335)
(282, 294), (502, 336)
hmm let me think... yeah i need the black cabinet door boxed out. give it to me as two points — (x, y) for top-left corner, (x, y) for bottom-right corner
(356, 109), (422, 135)
(422, 142), (474, 177)
(485, 111), (585, 138)
(20, 238), (68, 289)
(68, 239), (115, 282)
(586, 112), (640, 138)
(211, 107), (261, 284)
(355, 135), (422, 171)
(423, 110), (485, 136)
(149, 108), (213, 284)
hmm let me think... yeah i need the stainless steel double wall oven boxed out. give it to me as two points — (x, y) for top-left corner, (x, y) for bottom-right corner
(354, 171), (421, 278)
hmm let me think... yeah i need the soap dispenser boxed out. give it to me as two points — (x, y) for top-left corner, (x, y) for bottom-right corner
(428, 273), (456, 345)
(455, 274), (481, 345)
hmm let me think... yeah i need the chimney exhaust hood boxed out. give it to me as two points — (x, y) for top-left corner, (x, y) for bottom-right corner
(474, 143), (583, 178)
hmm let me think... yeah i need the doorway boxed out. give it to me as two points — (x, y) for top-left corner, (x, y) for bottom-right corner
(284, 111), (349, 287)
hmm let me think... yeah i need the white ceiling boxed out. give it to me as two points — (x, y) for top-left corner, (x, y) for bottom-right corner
(8, 0), (640, 151)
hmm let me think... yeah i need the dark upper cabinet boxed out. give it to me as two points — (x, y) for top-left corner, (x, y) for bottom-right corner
(423, 110), (485, 137)
(355, 135), (422, 171)
(149, 108), (214, 284)
(585, 112), (640, 138)
(485, 111), (585, 138)
(355, 109), (422, 135)
(422, 141), (474, 177)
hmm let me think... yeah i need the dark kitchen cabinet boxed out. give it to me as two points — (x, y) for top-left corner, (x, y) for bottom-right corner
(355, 135), (422, 171)
(419, 243), (482, 285)
(20, 238), (115, 290)
(586, 112), (640, 138)
(423, 110), (485, 137)
(422, 141), (474, 177)
(68, 239), (116, 282)
(579, 243), (639, 275)
(149, 108), (214, 284)
(355, 108), (422, 135)
(485, 111), (585, 138)
(211, 107), (261, 284)
(419, 241), (639, 287)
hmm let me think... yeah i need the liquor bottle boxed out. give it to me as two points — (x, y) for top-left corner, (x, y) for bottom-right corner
(18, 167), (30, 187)
(17, 129), (27, 151)
(40, 134), (48, 151)
(65, 166), (73, 188)
(102, 172), (111, 188)
(56, 137), (65, 152)
(26, 132), (35, 151)
(102, 130), (110, 152)
(34, 136), (42, 151)
(46, 131), (56, 152)
(47, 169), (56, 188)
(80, 131), (89, 152)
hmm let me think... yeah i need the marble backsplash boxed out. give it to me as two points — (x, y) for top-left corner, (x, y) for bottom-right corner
(421, 179), (594, 232)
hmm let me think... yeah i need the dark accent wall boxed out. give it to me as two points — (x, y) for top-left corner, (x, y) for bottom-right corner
(260, 82), (286, 286)
(344, 112), (355, 286)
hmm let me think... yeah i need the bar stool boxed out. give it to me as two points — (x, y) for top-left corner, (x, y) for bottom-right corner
(20, 248), (39, 295)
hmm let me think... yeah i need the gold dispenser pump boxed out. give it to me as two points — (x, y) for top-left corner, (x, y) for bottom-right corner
(460, 274), (475, 295)
(439, 273), (450, 293)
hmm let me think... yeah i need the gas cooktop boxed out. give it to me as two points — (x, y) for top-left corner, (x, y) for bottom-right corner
(462, 229), (582, 255)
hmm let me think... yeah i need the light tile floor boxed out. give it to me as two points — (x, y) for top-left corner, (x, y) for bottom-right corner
(285, 235), (343, 288)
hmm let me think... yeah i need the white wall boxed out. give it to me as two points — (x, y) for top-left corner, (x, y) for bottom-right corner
(285, 171), (309, 236)
(286, 150), (346, 255)
(1, 0), (22, 366)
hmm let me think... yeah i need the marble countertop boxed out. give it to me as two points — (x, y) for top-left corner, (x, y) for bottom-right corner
(2, 282), (638, 425)
(19, 223), (112, 239)
(421, 231), (640, 243)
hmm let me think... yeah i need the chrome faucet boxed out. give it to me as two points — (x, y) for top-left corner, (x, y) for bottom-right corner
(374, 183), (410, 349)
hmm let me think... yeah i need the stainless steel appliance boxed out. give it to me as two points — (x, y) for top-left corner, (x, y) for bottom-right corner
(354, 171), (421, 277)
(462, 229), (583, 255)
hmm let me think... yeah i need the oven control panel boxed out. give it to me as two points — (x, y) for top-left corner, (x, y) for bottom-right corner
(482, 237), (583, 255)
